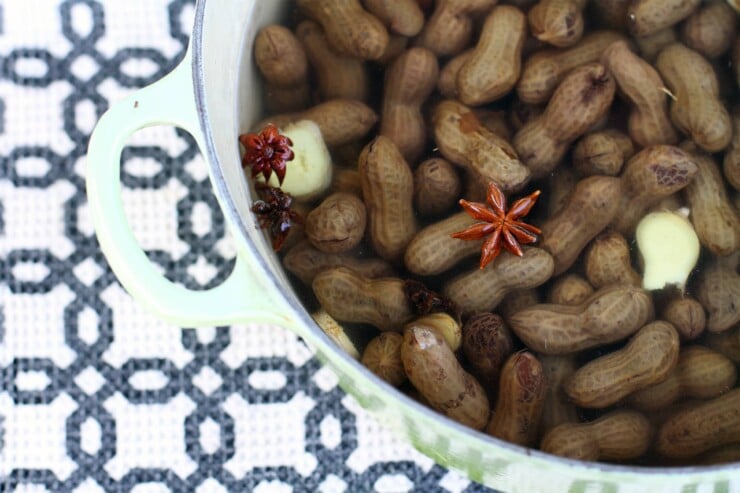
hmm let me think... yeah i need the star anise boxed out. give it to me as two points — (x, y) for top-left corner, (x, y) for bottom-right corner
(452, 182), (541, 269)
(404, 279), (457, 317)
(239, 124), (294, 184)
(251, 184), (302, 251)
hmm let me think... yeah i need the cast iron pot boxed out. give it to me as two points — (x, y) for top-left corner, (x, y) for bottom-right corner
(87, 1), (739, 491)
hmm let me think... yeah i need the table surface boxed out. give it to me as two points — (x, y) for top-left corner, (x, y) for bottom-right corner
(0, 1), (499, 491)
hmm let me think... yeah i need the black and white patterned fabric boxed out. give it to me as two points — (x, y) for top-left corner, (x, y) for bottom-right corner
(0, 2), (499, 491)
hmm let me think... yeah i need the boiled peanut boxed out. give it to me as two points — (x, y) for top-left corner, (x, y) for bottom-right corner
(402, 324), (490, 429)
(610, 145), (698, 235)
(573, 129), (634, 177)
(733, 36), (740, 87)
(362, 332), (407, 386)
(546, 167), (576, 218)
(415, 0), (497, 56)
(699, 445), (740, 466)
(432, 100), (531, 192)
(656, 388), (740, 459)
(305, 193), (366, 253)
(682, 144), (739, 256)
(312, 309), (361, 360)
(681, 1), (737, 59)
(635, 27), (677, 61)
(363, 0), (424, 36)
(283, 241), (394, 285)
(516, 30), (626, 104)
(295, 20), (369, 102)
(584, 231), (641, 289)
(297, 0), (389, 60)
(541, 411), (652, 461)
(547, 274), (594, 306)
(254, 25), (310, 112)
(528, 0), (587, 48)
(476, 110), (513, 142)
(462, 313), (515, 387)
(628, 0), (702, 38)
(444, 248), (555, 316)
(404, 212), (481, 276)
(656, 43), (732, 152)
(500, 289), (541, 323)
(257, 99), (378, 147)
(628, 346), (737, 412)
(380, 47), (439, 164)
(312, 267), (413, 331)
(407, 313), (463, 352)
(513, 63), (616, 178)
(601, 40), (678, 147)
(438, 50), (471, 99)
(539, 355), (578, 435)
(413, 158), (462, 217)
(485, 352), (547, 447)
(359, 136), (417, 262)
(330, 167), (362, 197)
(702, 328), (740, 365)
(724, 108), (740, 190)
(696, 253), (740, 332)
(541, 176), (623, 276)
(509, 283), (654, 355)
(662, 297), (706, 341)
(456, 5), (527, 106)
(564, 321), (680, 408)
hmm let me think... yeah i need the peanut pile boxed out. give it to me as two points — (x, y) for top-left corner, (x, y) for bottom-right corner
(244, 0), (740, 466)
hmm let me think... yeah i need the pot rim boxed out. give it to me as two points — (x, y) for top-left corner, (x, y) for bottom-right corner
(188, 0), (739, 480)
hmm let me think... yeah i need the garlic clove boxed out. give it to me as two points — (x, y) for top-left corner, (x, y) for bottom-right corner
(636, 209), (700, 291)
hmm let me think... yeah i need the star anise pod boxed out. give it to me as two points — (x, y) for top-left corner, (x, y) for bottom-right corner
(452, 182), (541, 269)
(239, 124), (294, 184)
(251, 184), (302, 251)
(403, 279), (457, 317)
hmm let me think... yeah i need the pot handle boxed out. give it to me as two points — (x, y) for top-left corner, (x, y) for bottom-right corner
(86, 51), (294, 329)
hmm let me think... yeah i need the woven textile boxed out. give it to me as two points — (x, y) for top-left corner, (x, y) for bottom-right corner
(0, 1), (499, 491)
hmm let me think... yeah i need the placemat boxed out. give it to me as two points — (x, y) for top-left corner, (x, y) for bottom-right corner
(0, 1), (498, 491)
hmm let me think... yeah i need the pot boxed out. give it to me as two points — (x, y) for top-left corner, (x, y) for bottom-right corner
(86, 1), (739, 491)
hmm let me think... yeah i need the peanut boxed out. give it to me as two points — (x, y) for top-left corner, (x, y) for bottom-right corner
(699, 444), (740, 466)
(539, 355), (578, 435)
(462, 313), (515, 387)
(283, 241), (394, 285)
(656, 388), (740, 459)
(702, 328), (740, 365)
(297, 0), (389, 60)
(443, 248), (555, 316)
(547, 274), (594, 306)
(254, 25), (310, 112)
(528, 0), (587, 48)
(500, 288), (541, 323)
(407, 312), (463, 352)
(362, 332), (407, 386)
(513, 63), (616, 178)
(432, 100), (531, 192)
(601, 40), (679, 147)
(610, 145), (698, 236)
(330, 167), (362, 197)
(312, 309), (361, 360)
(573, 129), (634, 177)
(565, 321), (680, 408)
(696, 253), (740, 333)
(358, 136), (417, 262)
(376, 34), (409, 65)
(402, 324), (490, 429)
(681, 1), (737, 59)
(509, 283), (654, 355)
(305, 192), (366, 253)
(476, 110), (513, 142)
(635, 27), (677, 61)
(584, 231), (641, 289)
(541, 410), (652, 461)
(437, 50), (471, 99)
(656, 43), (732, 152)
(404, 212), (481, 276)
(415, 0), (497, 56)
(509, 98), (546, 131)
(456, 6), (527, 106)
(257, 99), (378, 147)
(546, 167), (576, 217)
(733, 36), (740, 87)
(662, 297), (706, 341)
(363, 0), (424, 36)
(381, 47), (439, 164)
(312, 267), (413, 331)
(628, 346), (737, 412)
(540, 176), (623, 276)
(295, 20), (369, 102)
(682, 143), (739, 256)
(724, 108), (740, 190)
(516, 30), (626, 104)
(413, 158), (462, 217)
(628, 0), (702, 38)
(485, 352), (547, 446)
